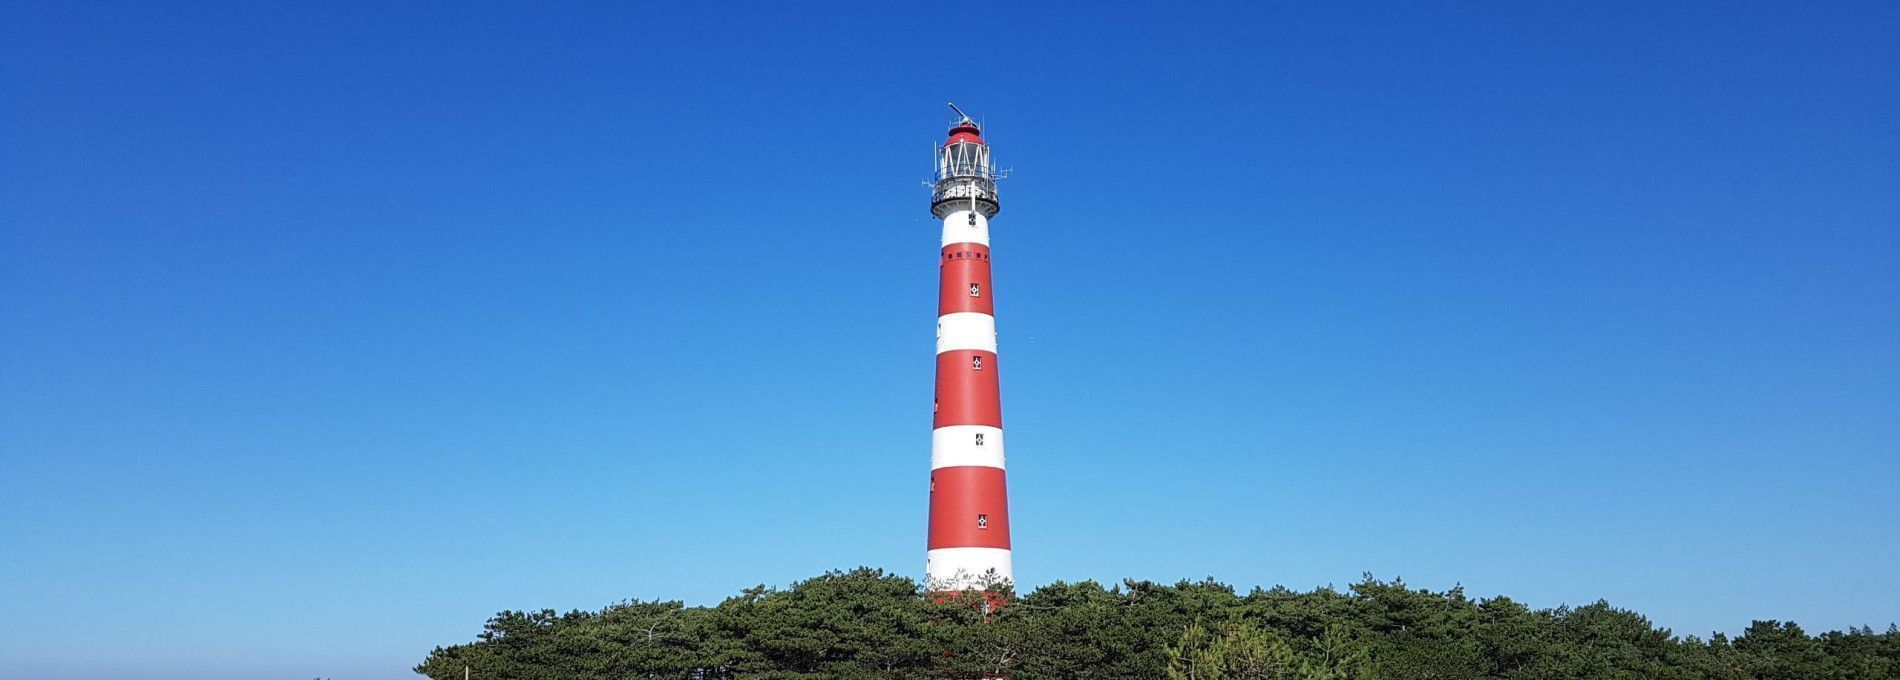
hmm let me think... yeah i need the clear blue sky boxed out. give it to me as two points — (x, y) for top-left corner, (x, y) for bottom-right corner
(3, 2), (1896, 678)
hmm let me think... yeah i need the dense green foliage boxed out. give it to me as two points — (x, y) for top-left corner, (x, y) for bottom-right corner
(417, 568), (1899, 679)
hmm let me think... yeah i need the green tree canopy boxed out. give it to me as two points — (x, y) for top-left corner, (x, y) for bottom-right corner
(416, 568), (1899, 679)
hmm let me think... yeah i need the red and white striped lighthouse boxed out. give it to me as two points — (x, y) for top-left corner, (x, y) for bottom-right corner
(926, 104), (1012, 592)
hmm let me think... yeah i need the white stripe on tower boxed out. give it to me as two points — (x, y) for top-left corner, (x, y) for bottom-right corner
(936, 312), (996, 354)
(941, 209), (991, 247)
(926, 108), (1012, 593)
(931, 425), (1005, 469)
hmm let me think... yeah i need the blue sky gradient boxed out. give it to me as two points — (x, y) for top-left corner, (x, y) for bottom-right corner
(3, 2), (1897, 678)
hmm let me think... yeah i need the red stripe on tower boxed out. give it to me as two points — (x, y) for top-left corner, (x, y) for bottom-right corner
(939, 244), (995, 316)
(928, 466), (1012, 549)
(933, 350), (1000, 429)
(926, 104), (1013, 592)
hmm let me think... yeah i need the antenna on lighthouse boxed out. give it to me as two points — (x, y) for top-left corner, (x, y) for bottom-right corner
(947, 101), (974, 126)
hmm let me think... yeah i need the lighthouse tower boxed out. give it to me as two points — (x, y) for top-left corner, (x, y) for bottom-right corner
(926, 104), (1012, 592)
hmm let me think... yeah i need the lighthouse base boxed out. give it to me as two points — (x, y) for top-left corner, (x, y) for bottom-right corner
(925, 547), (1013, 592)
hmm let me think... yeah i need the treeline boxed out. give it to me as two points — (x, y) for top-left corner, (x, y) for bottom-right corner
(416, 567), (1899, 679)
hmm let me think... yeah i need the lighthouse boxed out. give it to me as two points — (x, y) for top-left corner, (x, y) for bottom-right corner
(926, 104), (1012, 592)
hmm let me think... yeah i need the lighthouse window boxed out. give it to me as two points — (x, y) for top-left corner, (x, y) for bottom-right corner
(971, 356), (983, 370)
(977, 514), (989, 529)
(969, 283), (981, 297)
(974, 432), (985, 446)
